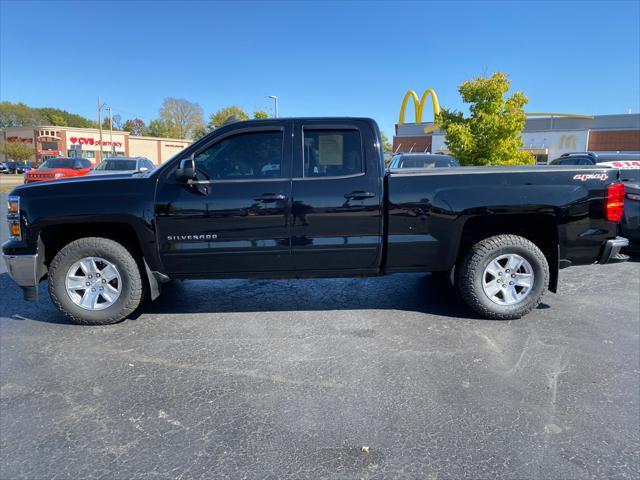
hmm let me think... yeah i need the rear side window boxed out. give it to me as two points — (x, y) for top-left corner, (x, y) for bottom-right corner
(195, 131), (283, 180)
(303, 129), (363, 177)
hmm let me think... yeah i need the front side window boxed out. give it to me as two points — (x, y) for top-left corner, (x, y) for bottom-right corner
(194, 131), (283, 180)
(303, 129), (363, 177)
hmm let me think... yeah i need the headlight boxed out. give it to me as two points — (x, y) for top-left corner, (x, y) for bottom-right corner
(7, 195), (19, 214)
(7, 195), (21, 240)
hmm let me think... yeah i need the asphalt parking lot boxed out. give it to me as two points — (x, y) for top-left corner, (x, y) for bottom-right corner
(1, 195), (639, 479)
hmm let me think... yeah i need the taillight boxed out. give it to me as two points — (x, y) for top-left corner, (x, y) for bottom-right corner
(606, 183), (625, 222)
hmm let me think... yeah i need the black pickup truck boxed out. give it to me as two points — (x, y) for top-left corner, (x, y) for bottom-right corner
(2, 118), (629, 325)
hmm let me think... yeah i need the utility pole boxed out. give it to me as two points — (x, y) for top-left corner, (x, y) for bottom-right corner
(268, 95), (279, 118)
(98, 96), (103, 161)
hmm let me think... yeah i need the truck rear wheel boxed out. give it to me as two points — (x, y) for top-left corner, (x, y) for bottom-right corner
(457, 234), (549, 320)
(48, 237), (143, 325)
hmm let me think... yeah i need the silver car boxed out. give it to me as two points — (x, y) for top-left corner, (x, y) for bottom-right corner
(388, 153), (459, 169)
(89, 157), (155, 175)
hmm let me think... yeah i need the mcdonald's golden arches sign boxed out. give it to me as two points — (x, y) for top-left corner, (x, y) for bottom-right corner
(398, 89), (441, 133)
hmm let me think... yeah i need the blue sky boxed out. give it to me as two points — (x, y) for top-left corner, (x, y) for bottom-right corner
(1, 0), (639, 136)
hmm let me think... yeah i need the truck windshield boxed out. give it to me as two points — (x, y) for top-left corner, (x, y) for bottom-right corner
(95, 159), (138, 171)
(39, 158), (76, 169)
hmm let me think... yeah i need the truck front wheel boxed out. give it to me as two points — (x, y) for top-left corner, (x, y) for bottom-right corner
(48, 237), (144, 325)
(457, 234), (549, 320)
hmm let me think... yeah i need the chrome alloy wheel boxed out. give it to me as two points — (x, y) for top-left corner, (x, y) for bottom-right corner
(65, 257), (122, 310)
(482, 254), (534, 306)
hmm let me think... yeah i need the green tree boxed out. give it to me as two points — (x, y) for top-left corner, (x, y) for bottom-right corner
(253, 110), (269, 119)
(436, 72), (533, 166)
(159, 98), (204, 139)
(209, 105), (249, 128)
(0, 102), (97, 129)
(0, 101), (43, 128)
(146, 119), (174, 138)
(101, 114), (123, 131)
(380, 131), (392, 154)
(122, 118), (146, 136)
(38, 107), (96, 128)
(49, 114), (67, 126)
(1, 141), (35, 163)
(145, 118), (174, 137)
(191, 124), (210, 140)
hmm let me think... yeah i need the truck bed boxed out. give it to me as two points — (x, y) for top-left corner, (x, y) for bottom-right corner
(385, 165), (619, 272)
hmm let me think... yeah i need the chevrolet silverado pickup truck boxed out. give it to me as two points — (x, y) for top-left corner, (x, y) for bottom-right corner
(2, 118), (629, 325)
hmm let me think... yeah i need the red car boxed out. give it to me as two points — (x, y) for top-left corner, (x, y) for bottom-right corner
(24, 157), (92, 184)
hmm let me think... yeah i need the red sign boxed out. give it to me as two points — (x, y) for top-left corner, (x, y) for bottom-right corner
(611, 161), (640, 168)
(38, 150), (62, 155)
(70, 136), (94, 145)
(7, 136), (33, 144)
(69, 136), (123, 148)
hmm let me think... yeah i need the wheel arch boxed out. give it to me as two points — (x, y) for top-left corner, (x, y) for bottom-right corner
(38, 221), (163, 301)
(457, 213), (560, 293)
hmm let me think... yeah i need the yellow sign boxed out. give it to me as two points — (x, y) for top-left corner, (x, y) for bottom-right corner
(558, 135), (577, 150)
(398, 89), (441, 133)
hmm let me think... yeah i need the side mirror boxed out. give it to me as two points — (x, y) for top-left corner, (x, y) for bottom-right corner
(176, 156), (196, 181)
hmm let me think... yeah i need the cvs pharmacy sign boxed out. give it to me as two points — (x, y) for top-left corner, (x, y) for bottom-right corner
(70, 136), (95, 145)
(69, 136), (123, 148)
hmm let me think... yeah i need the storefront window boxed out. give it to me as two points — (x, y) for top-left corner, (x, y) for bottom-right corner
(68, 150), (96, 159)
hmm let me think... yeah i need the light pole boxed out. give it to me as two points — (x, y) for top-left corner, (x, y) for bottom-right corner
(106, 106), (114, 156)
(98, 101), (112, 160)
(97, 96), (103, 161)
(268, 95), (279, 118)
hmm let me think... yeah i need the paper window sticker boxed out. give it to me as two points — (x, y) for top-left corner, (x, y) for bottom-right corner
(318, 134), (344, 165)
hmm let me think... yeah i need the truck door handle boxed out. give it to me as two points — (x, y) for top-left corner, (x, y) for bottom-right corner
(254, 193), (286, 202)
(344, 191), (376, 200)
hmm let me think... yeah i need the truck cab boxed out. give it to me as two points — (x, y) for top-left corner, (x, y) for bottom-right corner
(154, 118), (385, 276)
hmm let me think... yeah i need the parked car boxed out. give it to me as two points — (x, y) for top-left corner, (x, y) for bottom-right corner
(549, 152), (640, 166)
(599, 160), (640, 244)
(0, 162), (8, 174)
(23, 157), (92, 184)
(2, 117), (629, 325)
(389, 153), (459, 169)
(5, 161), (27, 174)
(89, 157), (155, 175)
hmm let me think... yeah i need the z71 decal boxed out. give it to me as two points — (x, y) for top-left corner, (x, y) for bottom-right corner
(573, 173), (609, 181)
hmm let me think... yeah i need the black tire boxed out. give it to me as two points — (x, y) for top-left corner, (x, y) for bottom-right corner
(48, 237), (143, 325)
(457, 234), (549, 320)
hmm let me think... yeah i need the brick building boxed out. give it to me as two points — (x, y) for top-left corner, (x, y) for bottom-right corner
(0, 126), (192, 166)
